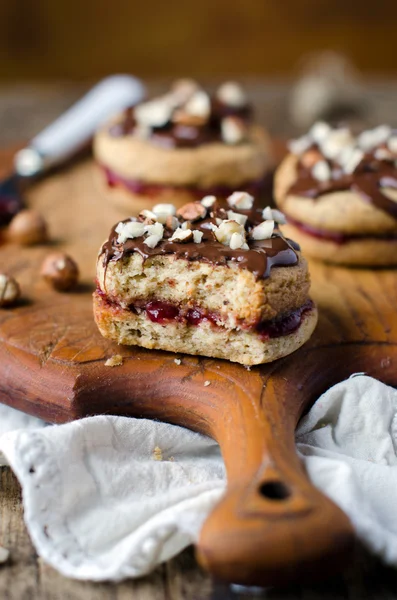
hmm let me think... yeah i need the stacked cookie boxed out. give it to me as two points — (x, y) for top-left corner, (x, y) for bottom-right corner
(94, 193), (317, 366)
(275, 123), (397, 265)
(94, 80), (272, 211)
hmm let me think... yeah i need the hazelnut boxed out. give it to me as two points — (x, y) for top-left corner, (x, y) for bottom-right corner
(300, 149), (323, 169)
(169, 228), (194, 243)
(7, 209), (48, 246)
(0, 274), (21, 307)
(40, 253), (79, 291)
(176, 202), (207, 222)
(172, 108), (207, 127)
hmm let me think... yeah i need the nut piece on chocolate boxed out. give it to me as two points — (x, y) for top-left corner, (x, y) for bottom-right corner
(0, 274), (21, 307)
(94, 193), (317, 366)
(40, 253), (79, 291)
(7, 209), (48, 246)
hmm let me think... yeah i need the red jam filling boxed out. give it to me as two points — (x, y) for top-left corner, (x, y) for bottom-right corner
(142, 299), (313, 339)
(100, 164), (266, 199)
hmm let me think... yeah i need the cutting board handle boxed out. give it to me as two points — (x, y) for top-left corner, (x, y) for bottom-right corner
(196, 370), (354, 586)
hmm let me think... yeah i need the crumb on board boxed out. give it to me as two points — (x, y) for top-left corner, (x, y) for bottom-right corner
(105, 355), (123, 367)
(174, 358), (181, 365)
(204, 380), (211, 387)
(245, 366), (251, 371)
(153, 446), (163, 461)
(0, 546), (9, 565)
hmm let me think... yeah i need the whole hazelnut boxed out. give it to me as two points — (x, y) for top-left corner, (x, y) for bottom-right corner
(40, 253), (79, 291)
(7, 209), (48, 246)
(0, 273), (21, 307)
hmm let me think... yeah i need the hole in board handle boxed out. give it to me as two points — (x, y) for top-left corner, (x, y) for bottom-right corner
(259, 480), (291, 501)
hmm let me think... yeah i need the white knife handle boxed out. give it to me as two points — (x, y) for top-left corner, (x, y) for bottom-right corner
(15, 74), (145, 176)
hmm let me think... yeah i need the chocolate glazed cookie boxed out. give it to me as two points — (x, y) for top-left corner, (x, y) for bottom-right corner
(94, 193), (317, 366)
(93, 80), (273, 212)
(275, 123), (397, 266)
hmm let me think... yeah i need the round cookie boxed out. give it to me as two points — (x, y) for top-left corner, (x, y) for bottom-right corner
(274, 123), (397, 266)
(94, 193), (317, 366)
(94, 80), (273, 212)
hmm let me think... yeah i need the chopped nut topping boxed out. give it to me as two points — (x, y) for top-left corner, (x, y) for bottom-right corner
(251, 220), (275, 240)
(145, 222), (164, 238)
(358, 125), (391, 152)
(185, 91), (210, 119)
(387, 136), (397, 154)
(321, 128), (354, 160)
(213, 220), (246, 245)
(375, 148), (394, 161)
(116, 221), (146, 243)
(165, 215), (179, 231)
(144, 234), (162, 248)
(180, 221), (192, 230)
(309, 121), (331, 144)
(342, 148), (364, 174)
(169, 228), (194, 243)
(311, 160), (331, 182)
(135, 99), (172, 128)
(177, 201), (207, 222)
(262, 206), (286, 224)
(139, 209), (158, 221)
(221, 116), (247, 145)
(192, 230), (203, 243)
(227, 210), (248, 226)
(227, 191), (254, 210)
(201, 195), (216, 208)
(153, 203), (176, 216)
(229, 232), (248, 250)
(216, 82), (247, 107)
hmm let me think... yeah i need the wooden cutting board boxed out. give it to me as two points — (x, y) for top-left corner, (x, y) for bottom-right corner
(1, 148), (396, 587)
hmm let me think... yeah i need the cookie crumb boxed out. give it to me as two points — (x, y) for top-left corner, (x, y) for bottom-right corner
(245, 366), (251, 371)
(204, 380), (211, 386)
(0, 546), (9, 564)
(153, 446), (163, 461)
(174, 358), (181, 365)
(105, 355), (123, 367)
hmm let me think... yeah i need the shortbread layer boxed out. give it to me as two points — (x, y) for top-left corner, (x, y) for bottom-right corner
(93, 291), (317, 366)
(97, 252), (310, 328)
(94, 124), (272, 189)
(281, 223), (397, 266)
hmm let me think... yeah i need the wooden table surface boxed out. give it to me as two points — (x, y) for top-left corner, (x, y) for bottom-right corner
(1, 79), (397, 600)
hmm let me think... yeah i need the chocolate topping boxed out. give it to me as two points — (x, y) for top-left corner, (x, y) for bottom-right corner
(102, 200), (299, 279)
(108, 87), (253, 149)
(289, 143), (397, 219)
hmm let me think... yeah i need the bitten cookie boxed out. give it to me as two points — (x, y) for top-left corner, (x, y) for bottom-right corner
(94, 193), (317, 366)
(274, 123), (397, 266)
(94, 80), (273, 212)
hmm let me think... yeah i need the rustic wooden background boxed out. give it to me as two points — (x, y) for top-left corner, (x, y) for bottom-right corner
(1, 0), (397, 81)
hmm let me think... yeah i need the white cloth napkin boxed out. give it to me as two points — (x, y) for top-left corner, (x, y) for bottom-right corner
(0, 374), (396, 581)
